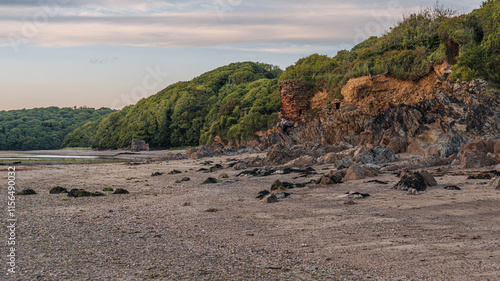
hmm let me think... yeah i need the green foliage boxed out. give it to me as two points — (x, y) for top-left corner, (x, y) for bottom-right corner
(65, 62), (283, 149)
(279, 1), (499, 102)
(0, 107), (114, 150)
(439, 0), (500, 82)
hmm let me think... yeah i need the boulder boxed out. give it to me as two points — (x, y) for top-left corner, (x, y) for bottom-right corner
(393, 171), (428, 191)
(458, 137), (500, 168)
(285, 155), (316, 168)
(344, 164), (378, 181)
(18, 189), (37, 195)
(113, 188), (129, 194)
(460, 151), (498, 169)
(261, 194), (278, 203)
(202, 177), (218, 184)
(354, 146), (395, 165)
(327, 169), (346, 183)
(418, 170), (437, 186)
(50, 186), (68, 194)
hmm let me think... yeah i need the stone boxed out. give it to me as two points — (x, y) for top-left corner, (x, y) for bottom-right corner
(444, 185), (461, 190)
(168, 170), (182, 174)
(102, 188), (114, 192)
(273, 191), (290, 199)
(338, 191), (370, 199)
(285, 155), (316, 168)
(354, 146), (395, 165)
(219, 173), (229, 179)
(256, 190), (270, 199)
(488, 178), (500, 190)
(261, 194), (278, 203)
(181, 177), (191, 182)
(460, 151), (498, 169)
(407, 188), (419, 195)
(18, 189), (37, 195)
(151, 172), (164, 176)
(204, 208), (219, 212)
(202, 177), (218, 184)
(68, 189), (91, 197)
(327, 170), (346, 183)
(343, 200), (356, 205)
(344, 164), (378, 181)
(319, 176), (334, 185)
(418, 170), (437, 186)
(113, 188), (129, 194)
(50, 186), (68, 194)
(393, 171), (428, 191)
(459, 137), (500, 168)
(271, 180), (284, 190)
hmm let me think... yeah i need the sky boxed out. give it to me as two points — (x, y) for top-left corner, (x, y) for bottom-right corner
(0, 0), (483, 111)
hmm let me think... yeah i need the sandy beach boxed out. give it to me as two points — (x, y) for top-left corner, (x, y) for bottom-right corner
(2, 152), (500, 280)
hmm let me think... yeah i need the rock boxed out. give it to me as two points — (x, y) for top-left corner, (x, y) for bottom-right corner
(418, 170), (437, 186)
(261, 194), (278, 203)
(366, 180), (388, 184)
(202, 177), (218, 184)
(68, 189), (91, 197)
(180, 202), (191, 207)
(344, 164), (378, 181)
(92, 191), (105, 197)
(407, 188), (419, 195)
(218, 173), (229, 179)
(285, 155), (316, 168)
(461, 151), (498, 169)
(256, 190), (270, 199)
(354, 146), (395, 165)
(102, 188), (114, 192)
(151, 172), (164, 176)
(488, 178), (500, 189)
(18, 189), (37, 195)
(343, 200), (356, 205)
(459, 137), (500, 168)
(273, 191), (290, 199)
(204, 208), (219, 212)
(181, 177), (191, 182)
(319, 176), (334, 185)
(209, 164), (224, 172)
(271, 180), (284, 190)
(327, 170), (346, 183)
(380, 127), (407, 153)
(49, 186), (68, 194)
(444, 185), (461, 190)
(168, 170), (182, 175)
(113, 188), (129, 194)
(338, 191), (370, 199)
(393, 171), (428, 191)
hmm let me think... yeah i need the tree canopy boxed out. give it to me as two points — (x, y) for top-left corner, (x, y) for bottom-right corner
(0, 107), (115, 150)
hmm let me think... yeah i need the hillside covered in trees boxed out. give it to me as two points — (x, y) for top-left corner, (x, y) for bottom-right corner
(0, 107), (115, 150)
(63, 1), (500, 150)
(63, 62), (282, 149)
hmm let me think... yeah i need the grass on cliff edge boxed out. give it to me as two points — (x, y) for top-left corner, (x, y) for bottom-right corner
(279, 0), (500, 99)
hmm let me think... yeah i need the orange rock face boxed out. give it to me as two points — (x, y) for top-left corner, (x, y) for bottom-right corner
(279, 80), (313, 123)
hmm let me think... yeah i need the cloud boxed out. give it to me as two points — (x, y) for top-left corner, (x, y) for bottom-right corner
(0, 0), (479, 53)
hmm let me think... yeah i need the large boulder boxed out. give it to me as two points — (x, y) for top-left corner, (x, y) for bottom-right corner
(354, 146), (395, 165)
(458, 137), (499, 168)
(344, 164), (379, 181)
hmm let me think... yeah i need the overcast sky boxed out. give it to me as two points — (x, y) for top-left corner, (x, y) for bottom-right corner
(0, 0), (482, 110)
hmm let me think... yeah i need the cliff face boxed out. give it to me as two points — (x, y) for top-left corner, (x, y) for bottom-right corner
(267, 65), (499, 158)
(279, 80), (313, 123)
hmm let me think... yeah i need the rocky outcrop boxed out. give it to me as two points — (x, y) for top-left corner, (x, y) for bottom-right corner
(279, 80), (313, 123)
(458, 137), (500, 168)
(261, 76), (500, 159)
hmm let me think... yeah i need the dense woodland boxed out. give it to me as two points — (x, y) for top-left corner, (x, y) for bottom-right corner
(2, 2), (497, 151)
(0, 107), (115, 150)
(62, 62), (282, 149)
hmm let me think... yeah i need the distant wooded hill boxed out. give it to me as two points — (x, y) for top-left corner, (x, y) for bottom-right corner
(0, 107), (115, 150)
(63, 62), (283, 149)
